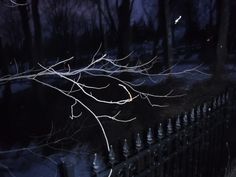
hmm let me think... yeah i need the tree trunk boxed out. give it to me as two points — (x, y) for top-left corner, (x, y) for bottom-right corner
(17, 0), (33, 67)
(216, 0), (230, 77)
(152, 0), (165, 57)
(184, 0), (199, 45)
(162, 0), (173, 71)
(209, 0), (214, 27)
(0, 37), (12, 110)
(97, 0), (107, 51)
(31, 0), (42, 65)
(117, 0), (131, 59)
(0, 37), (12, 137)
(104, 0), (117, 33)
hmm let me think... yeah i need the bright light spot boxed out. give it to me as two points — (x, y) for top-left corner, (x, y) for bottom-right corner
(175, 16), (182, 24)
(206, 38), (210, 42)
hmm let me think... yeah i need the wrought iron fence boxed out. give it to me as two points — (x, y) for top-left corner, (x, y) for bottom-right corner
(89, 88), (234, 177)
(57, 88), (234, 177)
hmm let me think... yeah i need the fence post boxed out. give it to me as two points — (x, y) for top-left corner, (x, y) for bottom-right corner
(109, 145), (116, 166)
(136, 133), (143, 152)
(93, 153), (100, 176)
(147, 128), (154, 146)
(158, 123), (164, 140)
(123, 139), (130, 159)
(137, 132), (145, 175)
(157, 123), (165, 177)
(58, 158), (75, 177)
(176, 115), (181, 131)
(167, 119), (173, 135)
(146, 128), (154, 177)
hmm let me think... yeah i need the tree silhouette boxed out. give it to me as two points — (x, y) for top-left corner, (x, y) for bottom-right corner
(31, 0), (42, 64)
(17, 0), (33, 66)
(216, 0), (230, 77)
(117, 0), (134, 59)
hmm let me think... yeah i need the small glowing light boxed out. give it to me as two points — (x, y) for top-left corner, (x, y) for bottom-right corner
(206, 38), (210, 42)
(175, 16), (182, 24)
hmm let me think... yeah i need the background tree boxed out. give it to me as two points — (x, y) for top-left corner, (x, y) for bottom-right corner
(216, 0), (230, 77)
(183, 0), (199, 46)
(43, 0), (81, 58)
(31, 0), (42, 64)
(0, 6), (23, 68)
(153, 0), (165, 58)
(96, 0), (107, 51)
(0, 37), (12, 112)
(117, 0), (134, 58)
(17, 0), (33, 66)
(141, 0), (156, 30)
(159, 0), (173, 71)
(228, 1), (236, 52)
(140, 0), (159, 57)
(104, 0), (117, 34)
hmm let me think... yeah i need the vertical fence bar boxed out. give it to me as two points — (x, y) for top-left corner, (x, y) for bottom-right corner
(135, 132), (142, 175)
(59, 158), (75, 177)
(93, 153), (100, 177)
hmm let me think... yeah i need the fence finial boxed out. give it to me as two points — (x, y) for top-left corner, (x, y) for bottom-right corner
(183, 112), (188, 126)
(191, 108), (195, 122)
(203, 103), (207, 116)
(176, 115), (181, 130)
(218, 95), (221, 107)
(93, 153), (100, 174)
(197, 105), (201, 118)
(123, 139), (130, 159)
(213, 97), (217, 110)
(167, 119), (173, 135)
(226, 91), (229, 102)
(208, 101), (212, 112)
(109, 145), (116, 166)
(147, 128), (154, 145)
(222, 93), (226, 105)
(158, 123), (164, 139)
(136, 133), (143, 152)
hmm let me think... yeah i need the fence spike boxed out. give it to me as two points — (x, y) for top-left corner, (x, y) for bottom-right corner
(147, 128), (154, 145)
(176, 115), (181, 130)
(167, 119), (173, 135)
(218, 96), (221, 107)
(93, 153), (100, 174)
(226, 91), (229, 102)
(136, 133), (143, 152)
(203, 103), (207, 116)
(222, 93), (226, 105)
(213, 97), (217, 110)
(197, 105), (201, 118)
(123, 139), (130, 159)
(109, 145), (116, 166)
(208, 101), (212, 113)
(158, 123), (164, 139)
(191, 108), (195, 122)
(183, 112), (188, 126)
